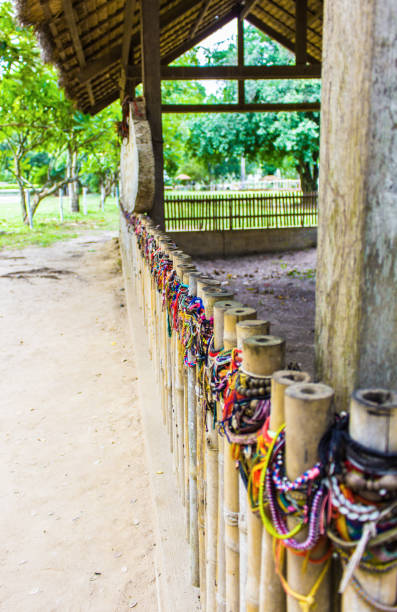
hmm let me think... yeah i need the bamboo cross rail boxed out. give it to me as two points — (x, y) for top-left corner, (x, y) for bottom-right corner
(120, 211), (397, 612)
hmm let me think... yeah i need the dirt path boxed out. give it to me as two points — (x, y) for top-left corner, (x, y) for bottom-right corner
(0, 233), (158, 612)
(195, 248), (317, 375)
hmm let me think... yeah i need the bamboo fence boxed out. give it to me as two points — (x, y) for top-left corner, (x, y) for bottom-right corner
(164, 192), (318, 232)
(119, 210), (397, 612)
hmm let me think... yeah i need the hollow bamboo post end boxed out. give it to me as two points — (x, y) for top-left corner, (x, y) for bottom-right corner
(224, 307), (257, 351)
(242, 335), (285, 378)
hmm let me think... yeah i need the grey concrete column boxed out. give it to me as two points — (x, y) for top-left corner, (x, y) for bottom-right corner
(316, 0), (397, 409)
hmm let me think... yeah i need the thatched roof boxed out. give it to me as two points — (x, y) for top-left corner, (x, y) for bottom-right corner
(17, 0), (323, 115)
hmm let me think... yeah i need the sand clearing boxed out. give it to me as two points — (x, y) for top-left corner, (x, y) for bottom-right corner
(0, 232), (158, 612)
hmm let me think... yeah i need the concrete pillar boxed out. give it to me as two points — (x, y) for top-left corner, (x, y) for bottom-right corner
(315, 0), (397, 409)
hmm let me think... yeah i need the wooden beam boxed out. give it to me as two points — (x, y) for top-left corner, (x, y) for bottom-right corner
(295, 0), (307, 64)
(246, 14), (319, 64)
(190, 0), (212, 38)
(239, 0), (259, 22)
(162, 102), (320, 113)
(237, 19), (245, 104)
(254, 0), (321, 55)
(141, 0), (164, 228)
(62, 0), (95, 105)
(161, 7), (240, 66)
(126, 63), (321, 80)
(85, 90), (119, 115)
(78, 44), (121, 84)
(63, 0), (85, 65)
(120, 0), (137, 99)
(77, 0), (204, 84)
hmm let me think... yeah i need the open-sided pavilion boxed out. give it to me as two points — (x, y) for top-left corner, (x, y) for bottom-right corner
(14, 1), (397, 609)
(18, 0), (396, 426)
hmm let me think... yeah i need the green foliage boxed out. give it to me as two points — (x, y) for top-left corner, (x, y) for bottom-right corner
(0, 193), (119, 249)
(0, 1), (121, 223)
(162, 22), (321, 190)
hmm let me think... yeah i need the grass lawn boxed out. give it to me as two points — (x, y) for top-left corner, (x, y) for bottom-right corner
(0, 193), (119, 250)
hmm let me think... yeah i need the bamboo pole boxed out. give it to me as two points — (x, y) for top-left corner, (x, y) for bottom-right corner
(213, 301), (244, 612)
(224, 307), (257, 351)
(241, 336), (286, 612)
(171, 252), (189, 483)
(223, 308), (258, 612)
(343, 389), (397, 612)
(284, 382), (334, 612)
(201, 290), (234, 612)
(173, 257), (194, 502)
(180, 264), (198, 538)
(213, 300), (244, 351)
(259, 370), (311, 612)
(187, 270), (200, 586)
(235, 321), (271, 612)
(196, 277), (221, 610)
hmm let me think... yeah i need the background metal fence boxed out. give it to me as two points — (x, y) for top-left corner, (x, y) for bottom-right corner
(164, 191), (318, 232)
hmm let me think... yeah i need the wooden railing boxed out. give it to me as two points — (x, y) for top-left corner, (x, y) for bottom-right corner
(164, 191), (318, 232)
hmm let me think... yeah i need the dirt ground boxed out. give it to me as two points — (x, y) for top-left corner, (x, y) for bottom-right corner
(0, 232), (158, 611)
(194, 248), (317, 376)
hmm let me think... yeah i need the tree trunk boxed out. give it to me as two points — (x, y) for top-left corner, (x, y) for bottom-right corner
(100, 182), (105, 210)
(67, 147), (80, 212)
(14, 155), (28, 223)
(298, 160), (318, 193)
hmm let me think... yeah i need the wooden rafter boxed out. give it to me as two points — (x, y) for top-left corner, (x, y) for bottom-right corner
(239, 0), (260, 22)
(120, 0), (137, 99)
(161, 6), (240, 66)
(189, 0), (212, 39)
(62, 0), (95, 106)
(246, 14), (319, 63)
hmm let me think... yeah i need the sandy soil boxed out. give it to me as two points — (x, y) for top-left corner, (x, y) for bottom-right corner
(0, 232), (158, 612)
(194, 248), (317, 376)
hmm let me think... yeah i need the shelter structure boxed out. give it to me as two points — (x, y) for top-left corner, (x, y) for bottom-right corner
(16, 0), (397, 608)
(18, 0), (397, 443)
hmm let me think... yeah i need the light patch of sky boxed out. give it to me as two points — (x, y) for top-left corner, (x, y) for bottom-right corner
(194, 18), (237, 96)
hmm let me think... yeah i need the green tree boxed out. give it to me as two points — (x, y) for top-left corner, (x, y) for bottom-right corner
(177, 24), (321, 191)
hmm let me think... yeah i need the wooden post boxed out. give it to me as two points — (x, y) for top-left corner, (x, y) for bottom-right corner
(59, 189), (64, 223)
(343, 389), (397, 611)
(140, 0), (164, 228)
(259, 370), (311, 612)
(284, 382), (334, 612)
(237, 18), (245, 105)
(236, 320), (271, 612)
(316, 0), (397, 409)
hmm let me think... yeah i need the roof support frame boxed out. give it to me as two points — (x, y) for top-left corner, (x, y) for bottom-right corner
(126, 64), (321, 80)
(161, 102), (320, 113)
(140, 0), (164, 228)
(62, 0), (95, 106)
(119, 0), (137, 99)
(295, 0), (307, 65)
